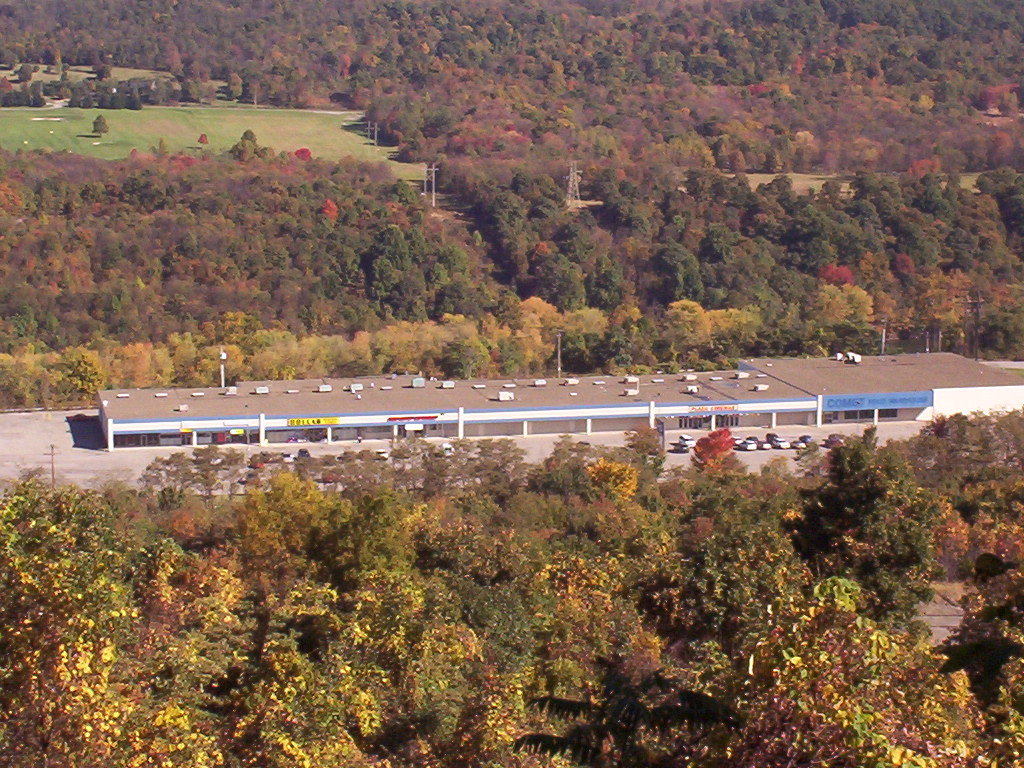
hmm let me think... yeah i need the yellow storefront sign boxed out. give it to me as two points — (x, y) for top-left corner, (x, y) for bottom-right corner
(287, 417), (340, 427)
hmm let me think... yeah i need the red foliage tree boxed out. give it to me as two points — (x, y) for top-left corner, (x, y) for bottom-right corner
(692, 428), (735, 472)
(320, 198), (339, 221)
(197, 133), (208, 145)
(295, 147), (313, 161)
(818, 263), (854, 286)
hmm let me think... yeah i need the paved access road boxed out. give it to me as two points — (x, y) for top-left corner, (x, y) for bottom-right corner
(0, 409), (927, 488)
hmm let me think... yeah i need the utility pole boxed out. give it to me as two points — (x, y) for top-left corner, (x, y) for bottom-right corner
(879, 318), (887, 355)
(367, 121), (379, 146)
(425, 164), (438, 207)
(46, 444), (56, 488)
(965, 293), (984, 360)
(219, 348), (227, 389)
(556, 331), (563, 379)
(565, 162), (581, 208)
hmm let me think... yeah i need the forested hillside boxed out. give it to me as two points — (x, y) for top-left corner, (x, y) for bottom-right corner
(2, 0), (1024, 173)
(4, 422), (1024, 766)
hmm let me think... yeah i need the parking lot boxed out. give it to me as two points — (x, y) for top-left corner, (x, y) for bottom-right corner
(0, 408), (927, 488)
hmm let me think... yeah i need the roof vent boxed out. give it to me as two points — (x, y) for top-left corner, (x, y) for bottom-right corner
(381, 385), (393, 391)
(651, 377), (665, 383)
(623, 388), (640, 397)
(502, 383), (517, 389)
(176, 404), (189, 412)
(709, 376), (723, 381)
(733, 372), (750, 379)
(472, 383), (486, 389)
(155, 392), (168, 398)
(569, 392), (578, 397)
(191, 392), (205, 397)
(623, 375), (640, 384)
(320, 383), (335, 393)
(440, 380), (455, 389)
(224, 386), (237, 396)
(683, 374), (698, 381)
(497, 390), (515, 401)
(411, 377), (426, 388)
(286, 389), (299, 394)
(533, 379), (547, 387)
(756, 373), (768, 378)
(254, 386), (270, 395)
(752, 384), (770, 391)
(563, 377), (580, 386)
(593, 380), (606, 385)
(116, 393), (130, 398)
(686, 385), (699, 394)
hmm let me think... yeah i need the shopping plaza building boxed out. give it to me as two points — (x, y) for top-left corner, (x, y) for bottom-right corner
(97, 353), (1024, 449)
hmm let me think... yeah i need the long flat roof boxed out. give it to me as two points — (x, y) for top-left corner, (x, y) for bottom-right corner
(99, 353), (1022, 422)
(745, 353), (1023, 395)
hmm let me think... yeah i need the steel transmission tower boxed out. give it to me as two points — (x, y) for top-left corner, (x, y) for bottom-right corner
(566, 162), (582, 208)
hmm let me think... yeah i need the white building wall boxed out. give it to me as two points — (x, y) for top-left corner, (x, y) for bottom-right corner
(932, 385), (1024, 418)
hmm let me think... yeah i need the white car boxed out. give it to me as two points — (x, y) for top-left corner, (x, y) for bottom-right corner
(677, 434), (697, 448)
(770, 437), (791, 449)
(737, 437), (760, 451)
(374, 448), (391, 460)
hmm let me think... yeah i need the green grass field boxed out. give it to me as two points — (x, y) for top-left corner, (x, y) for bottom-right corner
(0, 105), (424, 179)
(741, 171), (983, 194)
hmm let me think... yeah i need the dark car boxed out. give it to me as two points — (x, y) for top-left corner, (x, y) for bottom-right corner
(822, 433), (845, 448)
(297, 448), (312, 459)
(798, 435), (814, 446)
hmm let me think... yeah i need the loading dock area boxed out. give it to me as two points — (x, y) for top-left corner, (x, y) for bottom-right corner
(97, 353), (1024, 450)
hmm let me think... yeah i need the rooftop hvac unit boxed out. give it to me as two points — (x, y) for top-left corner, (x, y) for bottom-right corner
(116, 393), (130, 398)
(845, 352), (862, 365)
(834, 353), (845, 361)
(254, 386), (270, 395)
(563, 377), (580, 386)
(709, 376), (723, 381)
(686, 385), (699, 394)
(752, 384), (770, 391)
(502, 382), (517, 388)
(569, 392), (578, 396)
(224, 386), (237, 396)
(623, 375), (640, 384)
(593, 380), (606, 385)
(683, 374), (698, 381)
(411, 377), (426, 388)
(155, 392), (168, 398)
(381, 385), (393, 391)
(472, 383), (486, 389)
(191, 392), (205, 397)
(651, 377), (665, 383)
(497, 390), (515, 401)
(176, 404), (189, 412)
(533, 379), (547, 387)
(319, 383), (335, 393)
(733, 372), (750, 379)
(624, 388), (640, 397)
(286, 389), (299, 394)
(441, 380), (455, 389)
(755, 373), (768, 378)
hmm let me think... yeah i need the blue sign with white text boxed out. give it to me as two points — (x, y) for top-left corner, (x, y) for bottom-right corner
(823, 391), (933, 412)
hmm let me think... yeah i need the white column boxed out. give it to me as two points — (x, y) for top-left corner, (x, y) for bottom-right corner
(710, 414), (716, 431)
(522, 420), (529, 436)
(326, 427), (333, 444)
(873, 409), (879, 425)
(392, 424), (399, 438)
(815, 395), (823, 428)
(648, 401), (656, 428)
(585, 418), (592, 435)
(191, 430), (198, 447)
(258, 413), (267, 445)
(457, 407), (465, 439)
(770, 412), (777, 429)
(106, 418), (114, 451)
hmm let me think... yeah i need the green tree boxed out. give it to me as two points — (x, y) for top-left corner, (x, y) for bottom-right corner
(794, 428), (944, 624)
(92, 114), (109, 136)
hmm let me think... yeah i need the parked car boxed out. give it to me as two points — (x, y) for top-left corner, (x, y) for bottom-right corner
(766, 433), (791, 449)
(440, 442), (455, 456)
(790, 437), (808, 449)
(822, 433), (845, 448)
(798, 434), (814, 446)
(296, 448), (311, 459)
(677, 434), (698, 448)
(282, 453), (295, 463)
(374, 448), (391, 460)
(671, 439), (690, 454)
(736, 436), (760, 451)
